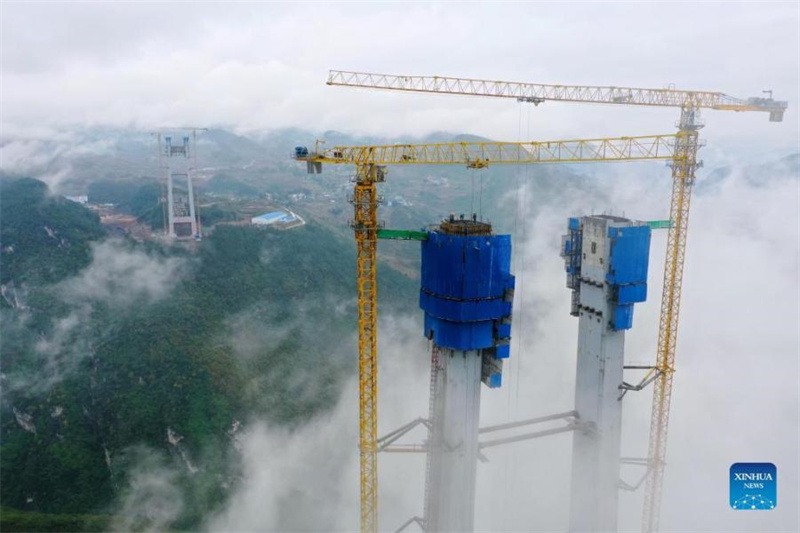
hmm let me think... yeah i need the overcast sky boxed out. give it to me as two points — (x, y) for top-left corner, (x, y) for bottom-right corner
(1, 2), (798, 156)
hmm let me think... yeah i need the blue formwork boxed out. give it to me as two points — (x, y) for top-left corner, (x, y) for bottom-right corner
(420, 230), (515, 381)
(420, 232), (514, 301)
(607, 224), (651, 330)
(607, 226), (651, 286)
(563, 218), (652, 331)
(612, 303), (635, 331)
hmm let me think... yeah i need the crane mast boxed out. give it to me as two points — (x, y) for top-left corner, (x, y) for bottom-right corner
(642, 105), (702, 533)
(353, 162), (380, 532)
(295, 135), (677, 533)
(323, 70), (786, 533)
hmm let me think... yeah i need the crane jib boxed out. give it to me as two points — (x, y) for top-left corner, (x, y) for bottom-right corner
(327, 70), (787, 121)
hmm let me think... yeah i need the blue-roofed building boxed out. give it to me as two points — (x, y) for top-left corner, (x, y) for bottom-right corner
(250, 209), (304, 229)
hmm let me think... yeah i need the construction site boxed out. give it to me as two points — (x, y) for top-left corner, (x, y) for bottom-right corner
(288, 71), (788, 533)
(3, 3), (798, 533)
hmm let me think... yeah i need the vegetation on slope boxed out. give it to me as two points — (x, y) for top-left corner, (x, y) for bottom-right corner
(0, 178), (416, 530)
(1, 178), (106, 285)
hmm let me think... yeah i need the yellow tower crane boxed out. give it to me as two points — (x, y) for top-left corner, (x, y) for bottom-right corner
(325, 69), (787, 533)
(295, 134), (680, 533)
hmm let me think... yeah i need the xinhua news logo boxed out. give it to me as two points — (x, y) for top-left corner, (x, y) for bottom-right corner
(730, 463), (776, 510)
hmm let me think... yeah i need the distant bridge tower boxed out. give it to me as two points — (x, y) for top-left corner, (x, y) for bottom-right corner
(561, 215), (652, 532)
(160, 132), (200, 240)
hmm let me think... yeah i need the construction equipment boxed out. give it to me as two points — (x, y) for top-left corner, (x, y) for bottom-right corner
(294, 134), (679, 533)
(327, 70), (788, 121)
(324, 69), (787, 532)
(295, 135), (675, 169)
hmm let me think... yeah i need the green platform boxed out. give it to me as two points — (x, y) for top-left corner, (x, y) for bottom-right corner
(646, 220), (673, 229)
(377, 229), (429, 241)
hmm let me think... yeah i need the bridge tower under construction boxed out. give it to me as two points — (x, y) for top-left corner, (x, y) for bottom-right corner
(419, 215), (514, 531)
(160, 133), (200, 240)
(561, 215), (652, 532)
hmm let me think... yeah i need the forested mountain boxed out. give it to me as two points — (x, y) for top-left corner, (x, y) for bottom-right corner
(1, 179), (106, 285)
(0, 177), (416, 530)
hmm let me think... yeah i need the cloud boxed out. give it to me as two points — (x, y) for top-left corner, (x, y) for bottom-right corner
(59, 239), (187, 307)
(201, 155), (798, 531)
(206, 314), (430, 531)
(4, 239), (188, 395)
(112, 447), (185, 533)
(225, 304), (305, 365)
(204, 394), (360, 531)
(475, 158), (798, 531)
(0, 134), (117, 191)
(1, 3), (797, 154)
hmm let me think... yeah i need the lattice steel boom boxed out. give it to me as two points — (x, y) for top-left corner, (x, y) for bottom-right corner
(301, 134), (677, 167)
(327, 70), (787, 121)
(294, 134), (677, 533)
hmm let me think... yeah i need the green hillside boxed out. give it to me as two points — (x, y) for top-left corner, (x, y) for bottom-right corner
(1, 178), (106, 285)
(0, 178), (416, 530)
